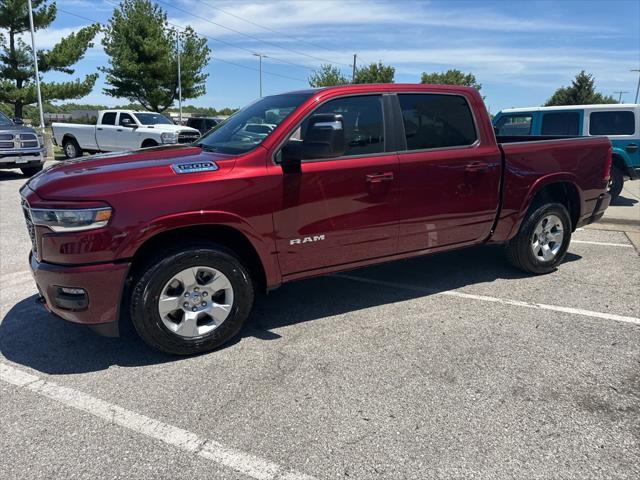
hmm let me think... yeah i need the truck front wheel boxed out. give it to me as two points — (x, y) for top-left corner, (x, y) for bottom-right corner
(62, 138), (82, 158)
(130, 245), (254, 355)
(505, 203), (571, 274)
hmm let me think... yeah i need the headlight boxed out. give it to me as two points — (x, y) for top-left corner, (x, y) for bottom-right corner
(161, 132), (178, 144)
(30, 207), (112, 232)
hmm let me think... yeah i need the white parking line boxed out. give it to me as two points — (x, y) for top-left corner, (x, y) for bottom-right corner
(572, 240), (633, 248)
(337, 275), (640, 326)
(0, 363), (317, 480)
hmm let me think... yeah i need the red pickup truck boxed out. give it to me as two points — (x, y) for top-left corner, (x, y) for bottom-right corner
(20, 84), (611, 354)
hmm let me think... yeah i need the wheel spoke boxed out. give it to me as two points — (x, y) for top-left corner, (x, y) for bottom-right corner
(158, 295), (180, 317)
(174, 267), (198, 288)
(176, 311), (199, 337)
(208, 303), (231, 324)
(208, 273), (232, 292)
(548, 230), (563, 243)
(540, 244), (554, 261)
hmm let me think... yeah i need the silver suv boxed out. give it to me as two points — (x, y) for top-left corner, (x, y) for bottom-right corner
(0, 112), (45, 177)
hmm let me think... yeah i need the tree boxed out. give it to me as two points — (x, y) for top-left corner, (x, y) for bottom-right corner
(101, 0), (210, 112)
(545, 71), (617, 106)
(0, 0), (100, 118)
(421, 69), (481, 90)
(308, 64), (348, 87)
(354, 61), (395, 84)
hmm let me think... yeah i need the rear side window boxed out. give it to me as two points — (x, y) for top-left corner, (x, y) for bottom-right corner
(589, 111), (635, 135)
(301, 95), (385, 157)
(494, 114), (532, 136)
(101, 112), (116, 125)
(399, 94), (476, 150)
(541, 112), (580, 135)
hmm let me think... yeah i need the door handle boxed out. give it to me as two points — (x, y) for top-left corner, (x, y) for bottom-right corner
(97, 127), (103, 131)
(366, 172), (394, 183)
(626, 143), (638, 153)
(117, 129), (123, 132)
(465, 162), (490, 173)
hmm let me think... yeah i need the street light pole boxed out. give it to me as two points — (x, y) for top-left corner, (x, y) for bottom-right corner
(27, 0), (44, 129)
(632, 69), (640, 104)
(613, 91), (629, 103)
(176, 31), (182, 124)
(253, 53), (267, 97)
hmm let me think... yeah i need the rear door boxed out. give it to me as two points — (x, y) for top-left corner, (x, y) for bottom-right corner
(395, 93), (502, 252)
(95, 112), (119, 151)
(273, 94), (400, 276)
(587, 108), (640, 170)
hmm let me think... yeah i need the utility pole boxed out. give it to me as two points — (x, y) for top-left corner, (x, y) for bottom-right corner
(613, 90), (629, 103)
(632, 69), (640, 104)
(352, 54), (357, 83)
(176, 31), (182, 124)
(253, 53), (268, 97)
(27, 0), (44, 129)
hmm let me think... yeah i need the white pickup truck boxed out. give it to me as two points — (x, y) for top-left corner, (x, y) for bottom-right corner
(52, 110), (201, 158)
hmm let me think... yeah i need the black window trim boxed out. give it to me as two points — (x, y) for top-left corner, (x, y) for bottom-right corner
(392, 91), (481, 154)
(273, 92), (396, 165)
(588, 109), (637, 136)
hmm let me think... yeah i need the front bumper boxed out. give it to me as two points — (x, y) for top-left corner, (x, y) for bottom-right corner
(30, 253), (130, 333)
(0, 149), (44, 167)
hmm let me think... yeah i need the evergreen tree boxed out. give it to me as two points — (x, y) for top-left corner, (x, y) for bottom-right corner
(545, 71), (617, 106)
(101, 0), (210, 113)
(0, 0), (99, 118)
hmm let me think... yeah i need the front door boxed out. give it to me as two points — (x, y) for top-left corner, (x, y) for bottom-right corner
(273, 94), (400, 276)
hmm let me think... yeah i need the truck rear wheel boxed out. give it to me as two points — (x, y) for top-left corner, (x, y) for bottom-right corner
(608, 165), (624, 200)
(505, 202), (571, 274)
(130, 245), (254, 355)
(62, 138), (82, 158)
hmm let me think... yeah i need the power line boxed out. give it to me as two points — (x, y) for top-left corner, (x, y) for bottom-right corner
(155, 0), (345, 71)
(199, 0), (352, 68)
(57, 7), (308, 84)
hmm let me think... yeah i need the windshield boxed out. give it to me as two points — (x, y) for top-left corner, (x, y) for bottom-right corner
(133, 112), (174, 125)
(196, 93), (313, 154)
(0, 112), (13, 126)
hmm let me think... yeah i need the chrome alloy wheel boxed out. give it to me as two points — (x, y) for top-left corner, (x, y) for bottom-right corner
(65, 142), (77, 158)
(158, 266), (234, 338)
(531, 214), (564, 262)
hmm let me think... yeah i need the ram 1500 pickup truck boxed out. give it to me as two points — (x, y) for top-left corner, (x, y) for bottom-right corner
(51, 110), (200, 158)
(21, 84), (612, 355)
(0, 112), (45, 176)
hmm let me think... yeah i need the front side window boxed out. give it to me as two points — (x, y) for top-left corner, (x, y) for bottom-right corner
(0, 112), (12, 126)
(134, 113), (173, 126)
(119, 113), (135, 127)
(197, 93), (313, 155)
(541, 112), (580, 135)
(399, 94), (476, 149)
(296, 95), (385, 157)
(101, 112), (117, 125)
(494, 114), (532, 136)
(589, 111), (635, 136)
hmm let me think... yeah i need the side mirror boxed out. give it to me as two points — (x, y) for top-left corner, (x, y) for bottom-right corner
(280, 139), (303, 174)
(303, 113), (345, 159)
(122, 118), (136, 128)
(13, 118), (24, 125)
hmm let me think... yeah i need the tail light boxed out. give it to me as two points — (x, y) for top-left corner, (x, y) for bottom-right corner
(603, 145), (612, 182)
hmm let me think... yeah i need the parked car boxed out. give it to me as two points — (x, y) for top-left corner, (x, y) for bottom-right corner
(0, 112), (46, 177)
(186, 117), (218, 135)
(493, 104), (639, 199)
(51, 110), (200, 158)
(21, 84), (611, 354)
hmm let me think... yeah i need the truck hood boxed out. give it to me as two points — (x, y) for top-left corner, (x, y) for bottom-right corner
(27, 144), (235, 201)
(0, 124), (38, 134)
(139, 124), (199, 134)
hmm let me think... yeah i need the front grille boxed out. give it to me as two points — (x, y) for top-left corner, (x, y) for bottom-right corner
(177, 131), (200, 144)
(21, 198), (38, 259)
(0, 132), (39, 150)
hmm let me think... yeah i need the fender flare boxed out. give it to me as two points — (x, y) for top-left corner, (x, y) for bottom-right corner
(117, 210), (280, 287)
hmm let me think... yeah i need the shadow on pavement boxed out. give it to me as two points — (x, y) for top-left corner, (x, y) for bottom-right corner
(0, 245), (582, 376)
(0, 169), (28, 181)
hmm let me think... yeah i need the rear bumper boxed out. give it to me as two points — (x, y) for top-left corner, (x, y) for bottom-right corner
(30, 253), (129, 334)
(576, 192), (611, 228)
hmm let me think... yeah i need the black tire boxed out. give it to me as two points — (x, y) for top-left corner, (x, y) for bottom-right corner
(62, 137), (82, 158)
(505, 202), (572, 274)
(141, 139), (158, 148)
(608, 165), (624, 200)
(130, 245), (254, 355)
(20, 164), (44, 177)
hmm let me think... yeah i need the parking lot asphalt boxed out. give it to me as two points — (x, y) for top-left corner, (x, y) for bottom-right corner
(1, 165), (639, 480)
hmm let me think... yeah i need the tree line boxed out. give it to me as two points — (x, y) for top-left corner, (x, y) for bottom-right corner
(0, 0), (620, 121)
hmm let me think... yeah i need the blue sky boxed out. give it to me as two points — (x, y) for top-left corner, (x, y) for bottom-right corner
(33, 0), (640, 113)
